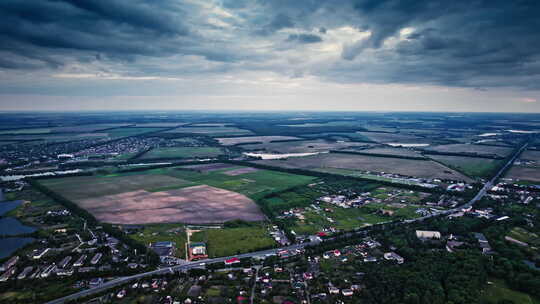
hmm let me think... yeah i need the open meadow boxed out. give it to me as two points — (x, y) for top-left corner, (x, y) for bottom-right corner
(428, 155), (504, 178)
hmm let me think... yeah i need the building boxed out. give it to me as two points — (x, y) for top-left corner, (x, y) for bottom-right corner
(32, 248), (50, 259)
(188, 242), (208, 261)
(90, 253), (102, 265)
(73, 254), (87, 267)
(416, 230), (441, 240)
(0, 256), (19, 271)
(150, 241), (175, 257)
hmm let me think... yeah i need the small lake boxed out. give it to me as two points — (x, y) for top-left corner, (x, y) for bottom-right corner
(0, 200), (22, 216)
(0, 237), (35, 259)
(0, 217), (36, 236)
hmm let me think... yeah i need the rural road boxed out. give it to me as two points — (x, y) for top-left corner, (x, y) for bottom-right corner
(46, 142), (528, 304)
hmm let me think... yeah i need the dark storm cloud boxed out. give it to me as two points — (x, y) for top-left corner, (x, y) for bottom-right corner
(1, 0), (540, 90)
(286, 33), (322, 44)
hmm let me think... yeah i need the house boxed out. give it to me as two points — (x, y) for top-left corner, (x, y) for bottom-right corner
(416, 230), (441, 240)
(383, 252), (404, 264)
(188, 242), (208, 261)
(446, 241), (464, 253)
(0, 256), (19, 271)
(90, 253), (102, 265)
(73, 254), (87, 267)
(32, 248), (50, 259)
(224, 257), (240, 265)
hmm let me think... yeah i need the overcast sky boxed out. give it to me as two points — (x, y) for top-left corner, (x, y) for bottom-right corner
(1, 0), (540, 112)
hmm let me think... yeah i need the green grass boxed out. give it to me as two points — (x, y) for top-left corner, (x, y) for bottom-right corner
(508, 227), (540, 246)
(191, 225), (275, 257)
(165, 166), (316, 199)
(140, 147), (223, 159)
(129, 223), (187, 258)
(481, 279), (540, 304)
(428, 155), (503, 178)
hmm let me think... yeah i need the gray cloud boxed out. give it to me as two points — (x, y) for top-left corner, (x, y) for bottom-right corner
(0, 0), (540, 94)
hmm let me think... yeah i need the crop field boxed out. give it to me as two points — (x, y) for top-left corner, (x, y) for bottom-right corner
(425, 144), (513, 157)
(39, 174), (190, 200)
(165, 126), (253, 136)
(39, 164), (314, 224)
(254, 153), (472, 182)
(216, 136), (300, 145)
(301, 132), (373, 142)
(139, 147), (223, 159)
(520, 150), (540, 163)
(0, 128), (52, 135)
(169, 165), (317, 198)
(191, 225), (275, 257)
(357, 147), (425, 158)
(239, 139), (370, 153)
(357, 131), (429, 144)
(506, 166), (540, 183)
(78, 185), (264, 224)
(428, 155), (503, 178)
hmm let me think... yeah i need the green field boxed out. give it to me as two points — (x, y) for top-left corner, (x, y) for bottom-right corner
(129, 223), (187, 258)
(39, 164), (315, 202)
(191, 225), (275, 257)
(288, 202), (422, 235)
(166, 126), (253, 136)
(166, 166), (316, 199)
(428, 155), (503, 178)
(140, 147), (223, 159)
(481, 279), (540, 304)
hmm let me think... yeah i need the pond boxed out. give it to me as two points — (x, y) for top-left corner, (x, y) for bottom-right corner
(0, 217), (36, 236)
(0, 200), (22, 216)
(0, 237), (35, 259)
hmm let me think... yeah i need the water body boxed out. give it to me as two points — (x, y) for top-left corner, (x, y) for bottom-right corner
(507, 129), (539, 134)
(478, 133), (500, 137)
(243, 152), (320, 160)
(387, 143), (430, 147)
(0, 200), (22, 216)
(0, 217), (36, 236)
(0, 237), (35, 259)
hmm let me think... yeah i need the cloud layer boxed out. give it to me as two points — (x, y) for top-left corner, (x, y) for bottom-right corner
(1, 0), (540, 106)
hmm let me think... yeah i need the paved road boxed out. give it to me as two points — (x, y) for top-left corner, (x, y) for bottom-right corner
(47, 142), (528, 304)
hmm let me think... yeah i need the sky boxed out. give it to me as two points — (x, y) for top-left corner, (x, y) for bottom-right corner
(1, 0), (540, 112)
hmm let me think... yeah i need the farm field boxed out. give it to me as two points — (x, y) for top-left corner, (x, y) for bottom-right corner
(520, 150), (540, 163)
(428, 155), (504, 178)
(216, 136), (300, 145)
(253, 153), (472, 182)
(68, 185), (264, 224)
(301, 132), (373, 142)
(505, 166), (540, 183)
(239, 139), (370, 153)
(0, 128), (52, 135)
(139, 147), (223, 159)
(38, 164), (315, 224)
(169, 165), (317, 198)
(425, 143), (514, 157)
(357, 131), (430, 144)
(165, 126), (253, 136)
(191, 225), (275, 257)
(356, 147), (425, 158)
